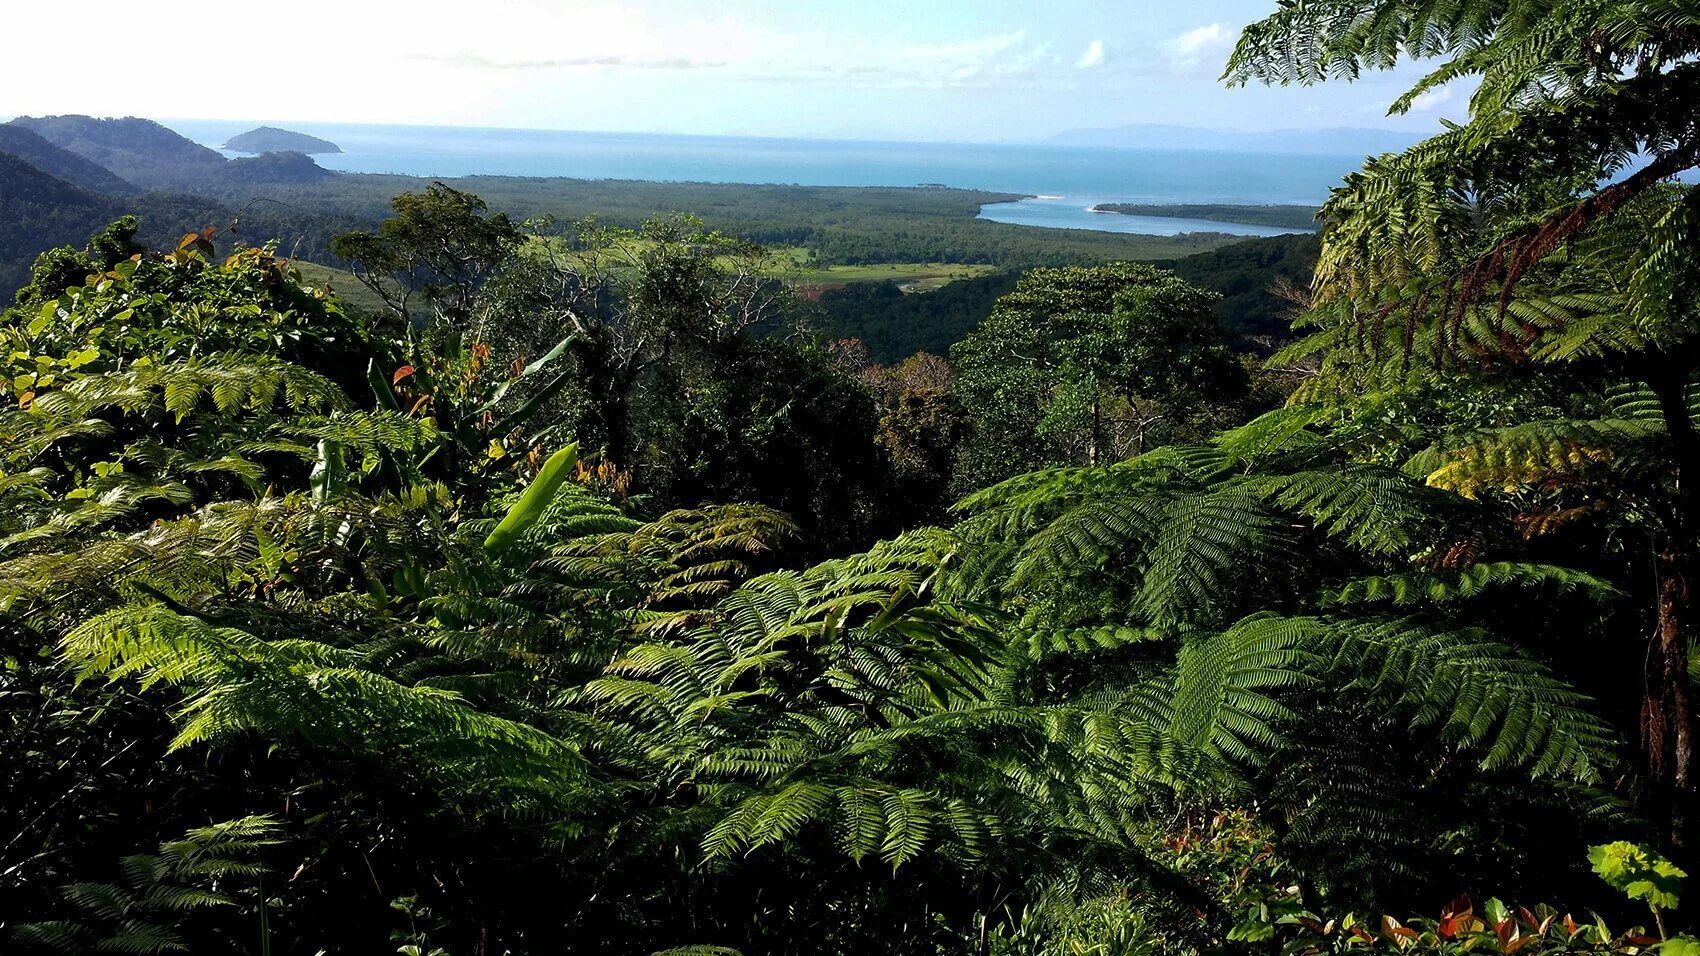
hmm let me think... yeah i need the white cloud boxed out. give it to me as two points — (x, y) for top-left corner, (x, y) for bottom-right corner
(1164, 23), (1234, 74)
(410, 53), (728, 71)
(0, 0), (1098, 128)
(748, 29), (1057, 90)
(906, 29), (1028, 62)
(1408, 85), (1455, 112)
(1169, 23), (1228, 57)
(889, 30), (1052, 86)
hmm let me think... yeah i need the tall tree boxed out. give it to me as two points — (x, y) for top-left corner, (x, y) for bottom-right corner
(951, 263), (1243, 490)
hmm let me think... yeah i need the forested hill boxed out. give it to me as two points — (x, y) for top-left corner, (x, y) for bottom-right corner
(0, 125), (134, 194)
(1163, 231), (1318, 342)
(8, 115), (227, 188)
(0, 153), (225, 293)
(0, 150), (102, 207)
(813, 271), (1022, 361)
(0, 153), (109, 287)
(220, 151), (336, 184)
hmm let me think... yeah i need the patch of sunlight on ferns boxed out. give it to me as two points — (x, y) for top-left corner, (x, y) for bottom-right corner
(288, 411), (439, 460)
(1025, 623), (1165, 660)
(27, 354), (346, 424)
(1134, 486), (1296, 629)
(701, 780), (1003, 869)
(1414, 418), (1663, 498)
(0, 477), (196, 552)
(567, 529), (1176, 871)
(1211, 405), (1332, 467)
(959, 454), (1465, 630)
(540, 499), (797, 611)
(0, 490), (451, 622)
(0, 502), (267, 616)
(1256, 465), (1467, 555)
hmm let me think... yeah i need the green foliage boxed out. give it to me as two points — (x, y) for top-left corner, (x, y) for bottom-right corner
(1, 80), (1693, 953)
(330, 183), (522, 328)
(1591, 842), (1686, 913)
(15, 816), (282, 954)
(951, 262), (1246, 488)
(1228, 0), (1700, 882)
(483, 442), (578, 551)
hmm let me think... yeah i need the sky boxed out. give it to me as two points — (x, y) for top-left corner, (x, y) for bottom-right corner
(0, 0), (1470, 142)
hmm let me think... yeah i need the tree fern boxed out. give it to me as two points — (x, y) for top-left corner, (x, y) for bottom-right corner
(14, 816), (283, 955)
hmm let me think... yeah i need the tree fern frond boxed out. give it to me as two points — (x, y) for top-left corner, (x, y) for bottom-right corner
(1321, 561), (1620, 608)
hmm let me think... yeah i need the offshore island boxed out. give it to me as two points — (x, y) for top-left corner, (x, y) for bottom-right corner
(224, 125), (341, 154)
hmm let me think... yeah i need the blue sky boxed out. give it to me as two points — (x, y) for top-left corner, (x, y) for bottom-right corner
(0, 0), (1469, 142)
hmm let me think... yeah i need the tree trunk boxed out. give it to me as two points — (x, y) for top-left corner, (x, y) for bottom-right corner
(1645, 545), (1695, 851)
(1089, 398), (1101, 466)
(1646, 367), (1699, 855)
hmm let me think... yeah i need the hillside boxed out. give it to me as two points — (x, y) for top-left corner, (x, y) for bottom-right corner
(0, 151), (107, 206)
(0, 125), (134, 193)
(1164, 231), (1320, 343)
(225, 126), (341, 154)
(0, 152), (114, 292)
(8, 114), (226, 189)
(221, 151), (335, 184)
(0, 152), (236, 296)
(813, 271), (1021, 362)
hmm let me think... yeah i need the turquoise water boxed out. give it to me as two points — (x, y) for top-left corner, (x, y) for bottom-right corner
(164, 119), (1345, 236)
(976, 196), (1307, 237)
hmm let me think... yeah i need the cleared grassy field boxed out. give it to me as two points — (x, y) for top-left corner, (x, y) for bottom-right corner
(289, 249), (995, 319)
(527, 238), (997, 293)
(788, 261), (999, 292)
(289, 260), (393, 315)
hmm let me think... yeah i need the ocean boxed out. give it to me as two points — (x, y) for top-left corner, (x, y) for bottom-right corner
(163, 119), (1358, 237)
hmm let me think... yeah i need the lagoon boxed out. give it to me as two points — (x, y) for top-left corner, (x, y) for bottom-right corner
(976, 196), (1308, 237)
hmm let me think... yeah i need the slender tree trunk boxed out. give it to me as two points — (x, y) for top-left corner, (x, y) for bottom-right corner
(1646, 545), (1695, 850)
(602, 387), (632, 468)
(1089, 398), (1101, 466)
(1646, 367), (1699, 855)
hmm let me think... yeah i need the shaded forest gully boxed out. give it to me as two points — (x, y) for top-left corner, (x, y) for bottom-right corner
(4, 2), (1700, 953)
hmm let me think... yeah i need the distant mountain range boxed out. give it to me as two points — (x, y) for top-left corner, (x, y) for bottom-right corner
(1044, 123), (1427, 157)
